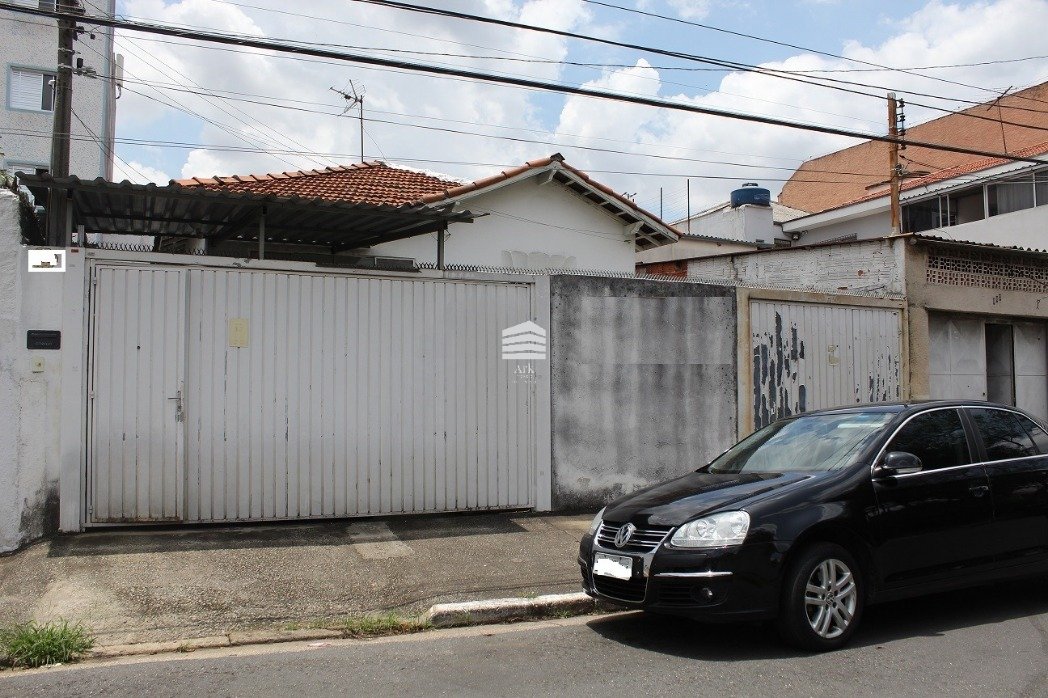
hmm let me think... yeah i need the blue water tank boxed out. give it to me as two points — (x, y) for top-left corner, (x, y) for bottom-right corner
(730, 183), (771, 208)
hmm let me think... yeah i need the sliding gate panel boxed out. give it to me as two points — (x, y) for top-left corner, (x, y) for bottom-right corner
(183, 268), (536, 522)
(88, 266), (186, 523)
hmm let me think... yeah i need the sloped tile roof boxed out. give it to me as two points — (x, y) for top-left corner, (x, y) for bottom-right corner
(177, 154), (680, 248)
(779, 80), (1048, 214)
(177, 162), (463, 206)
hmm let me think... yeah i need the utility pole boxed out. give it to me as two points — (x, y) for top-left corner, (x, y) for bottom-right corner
(887, 92), (902, 236)
(47, 0), (81, 246)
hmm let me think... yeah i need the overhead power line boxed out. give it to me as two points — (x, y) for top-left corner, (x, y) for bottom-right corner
(579, 0), (1048, 108)
(351, 0), (1048, 127)
(1, 2), (1046, 167)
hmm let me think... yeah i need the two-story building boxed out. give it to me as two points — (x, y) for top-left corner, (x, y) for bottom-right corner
(1, 0), (116, 179)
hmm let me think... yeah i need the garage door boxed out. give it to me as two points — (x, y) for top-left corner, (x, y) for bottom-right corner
(750, 300), (903, 430)
(87, 264), (538, 524)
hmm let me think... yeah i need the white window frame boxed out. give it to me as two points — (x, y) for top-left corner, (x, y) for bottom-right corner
(7, 65), (57, 113)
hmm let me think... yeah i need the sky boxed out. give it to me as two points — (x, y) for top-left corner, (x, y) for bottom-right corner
(104, 0), (1048, 221)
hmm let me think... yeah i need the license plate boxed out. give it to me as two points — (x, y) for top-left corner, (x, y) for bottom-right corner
(593, 552), (633, 580)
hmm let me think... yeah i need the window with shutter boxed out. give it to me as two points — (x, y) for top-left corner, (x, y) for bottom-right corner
(9, 68), (56, 111)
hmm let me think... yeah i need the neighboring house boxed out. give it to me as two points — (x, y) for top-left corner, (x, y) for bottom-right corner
(0, 0), (116, 179)
(688, 234), (1048, 424)
(636, 183), (809, 274)
(781, 140), (1048, 248)
(177, 154), (678, 273)
(779, 80), (1048, 214)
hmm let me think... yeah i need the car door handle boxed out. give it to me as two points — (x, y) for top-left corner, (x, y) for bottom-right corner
(969, 484), (990, 497)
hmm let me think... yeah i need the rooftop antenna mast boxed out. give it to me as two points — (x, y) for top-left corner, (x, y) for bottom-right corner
(331, 81), (365, 163)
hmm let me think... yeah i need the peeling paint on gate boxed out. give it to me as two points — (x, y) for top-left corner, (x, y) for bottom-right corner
(751, 302), (902, 430)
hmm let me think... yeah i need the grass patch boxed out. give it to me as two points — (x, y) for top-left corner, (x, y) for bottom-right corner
(332, 612), (431, 639)
(0, 620), (94, 668)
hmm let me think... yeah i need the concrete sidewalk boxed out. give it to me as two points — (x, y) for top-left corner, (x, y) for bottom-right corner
(0, 512), (592, 646)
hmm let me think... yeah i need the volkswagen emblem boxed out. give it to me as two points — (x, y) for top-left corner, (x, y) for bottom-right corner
(614, 523), (636, 549)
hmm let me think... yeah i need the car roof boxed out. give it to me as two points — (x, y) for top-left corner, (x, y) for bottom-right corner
(795, 399), (1019, 419)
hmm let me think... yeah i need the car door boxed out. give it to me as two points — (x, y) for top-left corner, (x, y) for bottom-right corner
(870, 408), (997, 586)
(966, 407), (1048, 567)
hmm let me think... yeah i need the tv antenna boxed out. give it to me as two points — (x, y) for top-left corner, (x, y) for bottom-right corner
(331, 81), (365, 163)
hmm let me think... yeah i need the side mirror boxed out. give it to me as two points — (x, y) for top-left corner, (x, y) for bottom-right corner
(873, 451), (923, 478)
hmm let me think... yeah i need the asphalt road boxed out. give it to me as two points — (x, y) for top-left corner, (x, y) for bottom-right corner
(5, 577), (1048, 697)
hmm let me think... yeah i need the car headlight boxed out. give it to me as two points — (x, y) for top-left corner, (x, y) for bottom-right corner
(588, 507), (606, 535)
(669, 511), (750, 548)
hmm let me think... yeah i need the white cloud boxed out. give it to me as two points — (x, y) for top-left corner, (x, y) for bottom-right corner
(111, 0), (1048, 222)
(666, 0), (712, 20)
(113, 159), (171, 184)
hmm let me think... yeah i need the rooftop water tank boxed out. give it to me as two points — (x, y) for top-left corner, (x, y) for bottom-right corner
(730, 183), (771, 208)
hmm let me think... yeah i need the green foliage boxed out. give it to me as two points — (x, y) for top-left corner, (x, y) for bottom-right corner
(0, 620), (94, 668)
(337, 612), (431, 638)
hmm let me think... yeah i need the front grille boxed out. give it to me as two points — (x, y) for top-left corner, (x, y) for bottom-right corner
(595, 522), (673, 553)
(593, 575), (647, 603)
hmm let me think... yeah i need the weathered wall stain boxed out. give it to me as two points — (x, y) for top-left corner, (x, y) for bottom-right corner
(550, 275), (737, 511)
(752, 304), (902, 430)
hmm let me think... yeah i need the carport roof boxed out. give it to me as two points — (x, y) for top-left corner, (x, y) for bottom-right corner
(19, 174), (475, 251)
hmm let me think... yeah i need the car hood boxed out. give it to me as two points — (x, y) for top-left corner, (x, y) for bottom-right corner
(603, 471), (814, 527)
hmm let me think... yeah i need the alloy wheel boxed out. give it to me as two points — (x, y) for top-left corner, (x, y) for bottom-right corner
(803, 558), (857, 639)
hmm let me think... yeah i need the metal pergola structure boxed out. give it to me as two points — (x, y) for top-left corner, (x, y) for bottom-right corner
(20, 174), (474, 262)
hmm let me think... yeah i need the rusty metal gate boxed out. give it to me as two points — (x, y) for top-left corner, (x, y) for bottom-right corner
(750, 300), (902, 430)
(87, 263), (538, 524)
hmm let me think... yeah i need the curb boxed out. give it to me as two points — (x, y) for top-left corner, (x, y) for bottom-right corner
(423, 591), (598, 628)
(80, 593), (606, 662)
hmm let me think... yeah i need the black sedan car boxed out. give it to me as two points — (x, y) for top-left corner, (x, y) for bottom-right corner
(579, 400), (1048, 650)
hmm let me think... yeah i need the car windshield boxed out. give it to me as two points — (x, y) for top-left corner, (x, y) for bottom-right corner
(707, 412), (894, 474)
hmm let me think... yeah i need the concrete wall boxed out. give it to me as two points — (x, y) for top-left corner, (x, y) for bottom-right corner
(549, 275), (737, 510)
(1, 3), (114, 178)
(0, 189), (66, 552)
(368, 178), (638, 272)
(687, 237), (907, 296)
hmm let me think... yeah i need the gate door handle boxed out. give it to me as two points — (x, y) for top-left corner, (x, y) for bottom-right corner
(969, 484), (990, 497)
(167, 391), (183, 420)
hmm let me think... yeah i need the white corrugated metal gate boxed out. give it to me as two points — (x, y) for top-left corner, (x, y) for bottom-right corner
(87, 263), (539, 524)
(750, 300), (903, 430)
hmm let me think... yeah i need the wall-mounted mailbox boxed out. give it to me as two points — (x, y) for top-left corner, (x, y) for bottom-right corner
(27, 330), (61, 350)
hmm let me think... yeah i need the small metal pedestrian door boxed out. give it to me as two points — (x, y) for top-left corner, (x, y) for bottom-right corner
(88, 266), (186, 523)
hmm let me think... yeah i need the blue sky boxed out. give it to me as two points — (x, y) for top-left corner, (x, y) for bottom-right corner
(109, 0), (1048, 218)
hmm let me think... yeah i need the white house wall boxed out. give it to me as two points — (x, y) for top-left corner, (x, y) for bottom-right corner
(367, 178), (636, 272)
(0, 191), (66, 551)
(793, 211), (892, 246)
(687, 238), (906, 296)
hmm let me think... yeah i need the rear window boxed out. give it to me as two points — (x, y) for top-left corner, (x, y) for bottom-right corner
(968, 408), (1038, 461)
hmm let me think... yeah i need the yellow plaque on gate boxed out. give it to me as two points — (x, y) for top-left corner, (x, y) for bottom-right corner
(228, 318), (249, 348)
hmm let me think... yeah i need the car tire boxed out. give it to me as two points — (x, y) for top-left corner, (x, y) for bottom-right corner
(776, 542), (864, 652)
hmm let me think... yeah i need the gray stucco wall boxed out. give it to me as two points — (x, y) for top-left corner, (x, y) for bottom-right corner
(0, 189), (66, 552)
(550, 275), (737, 511)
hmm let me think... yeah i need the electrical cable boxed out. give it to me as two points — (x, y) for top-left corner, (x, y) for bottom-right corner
(1, 2), (1042, 166)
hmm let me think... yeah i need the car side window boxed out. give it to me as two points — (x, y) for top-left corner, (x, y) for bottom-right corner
(1013, 414), (1048, 454)
(970, 409), (1039, 460)
(887, 409), (971, 471)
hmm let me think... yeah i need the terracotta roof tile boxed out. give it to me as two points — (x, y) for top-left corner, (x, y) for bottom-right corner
(176, 162), (462, 207)
(779, 80), (1048, 213)
(177, 155), (673, 236)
